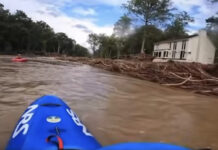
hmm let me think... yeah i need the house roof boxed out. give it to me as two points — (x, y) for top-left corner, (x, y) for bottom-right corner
(155, 34), (199, 45)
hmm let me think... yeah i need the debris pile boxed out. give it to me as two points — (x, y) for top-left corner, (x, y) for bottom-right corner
(59, 57), (218, 96)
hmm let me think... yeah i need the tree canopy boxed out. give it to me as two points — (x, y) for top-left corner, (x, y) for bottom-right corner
(88, 33), (99, 56)
(164, 11), (194, 39)
(113, 15), (132, 38)
(206, 0), (218, 62)
(0, 1), (199, 59)
(123, 0), (172, 53)
(209, 0), (218, 2)
(0, 3), (89, 56)
(88, 0), (194, 59)
(88, 11), (194, 58)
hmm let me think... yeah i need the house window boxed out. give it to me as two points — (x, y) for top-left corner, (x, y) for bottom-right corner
(169, 42), (171, 49)
(154, 52), (159, 57)
(154, 52), (158, 57)
(159, 52), (162, 57)
(180, 51), (185, 59)
(163, 51), (168, 58)
(182, 40), (186, 50)
(172, 51), (176, 59)
(173, 42), (177, 50)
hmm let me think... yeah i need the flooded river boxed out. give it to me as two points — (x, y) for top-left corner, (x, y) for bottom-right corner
(0, 56), (218, 149)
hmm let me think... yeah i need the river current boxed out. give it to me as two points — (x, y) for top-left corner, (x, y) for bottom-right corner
(0, 56), (218, 149)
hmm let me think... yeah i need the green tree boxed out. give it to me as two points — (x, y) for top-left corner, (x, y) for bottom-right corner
(88, 34), (119, 58)
(75, 44), (90, 57)
(88, 33), (99, 56)
(206, 0), (218, 62)
(206, 16), (218, 62)
(123, 25), (164, 55)
(206, 16), (218, 30)
(113, 15), (132, 58)
(165, 11), (194, 39)
(0, 3), (88, 57)
(113, 15), (132, 38)
(55, 33), (69, 54)
(36, 21), (54, 54)
(209, 0), (218, 2)
(98, 35), (118, 58)
(123, 0), (172, 53)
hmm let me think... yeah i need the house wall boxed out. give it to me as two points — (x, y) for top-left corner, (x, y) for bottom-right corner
(185, 36), (199, 62)
(153, 30), (216, 64)
(153, 42), (171, 58)
(173, 41), (183, 59)
(197, 30), (216, 64)
(153, 40), (190, 60)
(154, 42), (171, 50)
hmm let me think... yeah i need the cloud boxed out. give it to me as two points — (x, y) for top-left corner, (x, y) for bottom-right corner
(73, 24), (93, 33)
(72, 7), (97, 16)
(89, 0), (127, 6)
(1, 0), (217, 48)
(35, 0), (127, 7)
(172, 0), (218, 32)
(36, 12), (113, 48)
(0, 0), (113, 49)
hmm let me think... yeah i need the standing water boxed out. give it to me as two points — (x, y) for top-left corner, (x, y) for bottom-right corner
(0, 56), (218, 149)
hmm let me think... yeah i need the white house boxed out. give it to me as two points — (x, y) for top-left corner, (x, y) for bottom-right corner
(153, 30), (216, 64)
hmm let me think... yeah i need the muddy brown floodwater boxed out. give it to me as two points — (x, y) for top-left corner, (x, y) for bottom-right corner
(0, 56), (218, 149)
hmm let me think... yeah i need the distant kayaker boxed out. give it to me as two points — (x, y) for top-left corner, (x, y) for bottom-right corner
(12, 54), (28, 62)
(15, 54), (22, 59)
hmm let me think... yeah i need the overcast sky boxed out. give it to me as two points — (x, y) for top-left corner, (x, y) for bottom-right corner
(0, 0), (217, 48)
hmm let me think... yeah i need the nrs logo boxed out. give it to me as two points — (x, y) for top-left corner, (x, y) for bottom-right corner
(12, 104), (38, 138)
(66, 109), (92, 136)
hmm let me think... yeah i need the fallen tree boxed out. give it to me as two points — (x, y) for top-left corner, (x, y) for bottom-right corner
(58, 57), (218, 96)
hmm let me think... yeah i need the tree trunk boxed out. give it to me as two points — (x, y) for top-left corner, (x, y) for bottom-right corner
(57, 42), (61, 54)
(140, 37), (145, 54)
(26, 35), (31, 53)
(92, 47), (96, 58)
(117, 49), (120, 59)
(42, 41), (47, 55)
(117, 43), (120, 59)
(140, 21), (148, 54)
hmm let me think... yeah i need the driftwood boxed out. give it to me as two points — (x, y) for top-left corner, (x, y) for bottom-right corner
(163, 74), (192, 86)
(58, 57), (218, 96)
(169, 72), (218, 82)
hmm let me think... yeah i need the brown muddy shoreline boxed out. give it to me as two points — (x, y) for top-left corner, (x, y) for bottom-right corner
(57, 57), (218, 96)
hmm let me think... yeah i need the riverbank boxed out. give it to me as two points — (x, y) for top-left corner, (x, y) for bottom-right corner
(58, 57), (218, 96)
